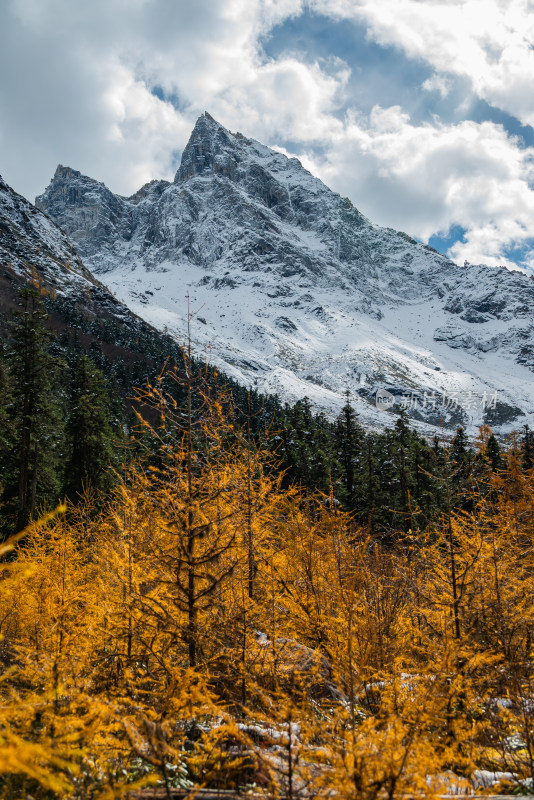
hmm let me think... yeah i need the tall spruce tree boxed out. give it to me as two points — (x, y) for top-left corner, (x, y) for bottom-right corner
(5, 289), (64, 531)
(450, 426), (473, 507)
(450, 427), (471, 475)
(0, 353), (11, 460)
(486, 433), (504, 471)
(391, 416), (417, 532)
(0, 352), (14, 533)
(65, 355), (115, 499)
(522, 424), (533, 470)
(334, 392), (364, 511)
(364, 434), (378, 530)
(280, 397), (337, 493)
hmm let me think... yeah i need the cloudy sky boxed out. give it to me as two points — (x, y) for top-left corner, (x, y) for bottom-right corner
(1, 0), (534, 272)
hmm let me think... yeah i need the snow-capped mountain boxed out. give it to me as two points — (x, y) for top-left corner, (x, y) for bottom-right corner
(35, 113), (534, 433)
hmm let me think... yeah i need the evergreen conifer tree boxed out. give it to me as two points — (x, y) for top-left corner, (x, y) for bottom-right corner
(334, 392), (364, 511)
(486, 433), (504, 471)
(450, 426), (473, 506)
(65, 355), (115, 499)
(4, 289), (64, 531)
(0, 353), (12, 464)
(364, 434), (378, 530)
(522, 424), (533, 470)
(0, 353), (14, 534)
(280, 397), (337, 493)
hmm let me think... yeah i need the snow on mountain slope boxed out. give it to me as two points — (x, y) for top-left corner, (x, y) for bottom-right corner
(35, 113), (534, 433)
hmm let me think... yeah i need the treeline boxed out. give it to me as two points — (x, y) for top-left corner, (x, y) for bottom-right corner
(0, 361), (533, 798)
(1, 288), (533, 541)
(276, 396), (533, 533)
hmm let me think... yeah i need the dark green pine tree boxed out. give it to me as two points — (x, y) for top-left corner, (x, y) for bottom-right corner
(372, 414), (437, 535)
(391, 415), (417, 533)
(65, 355), (116, 499)
(450, 427), (471, 475)
(5, 289), (64, 532)
(449, 426), (474, 507)
(310, 409), (339, 494)
(486, 433), (504, 471)
(0, 351), (14, 530)
(278, 397), (338, 495)
(371, 429), (400, 534)
(412, 437), (442, 528)
(363, 434), (379, 531)
(334, 391), (364, 511)
(0, 351), (11, 457)
(522, 424), (533, 470)
(279, 398), (313, 489)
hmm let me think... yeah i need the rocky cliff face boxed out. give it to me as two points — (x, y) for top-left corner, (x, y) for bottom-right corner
(1, 173), (96, 290)
(0, 173), (160, 339)
(35, 113), (534, 433)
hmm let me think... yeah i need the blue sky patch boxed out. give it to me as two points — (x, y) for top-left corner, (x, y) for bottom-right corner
(502, 239), (534, 268)
(469, 99), (534, 148)
(261, 10), (437, 124)
(428, 225), (467, 259)
(262, 8), (534, 149)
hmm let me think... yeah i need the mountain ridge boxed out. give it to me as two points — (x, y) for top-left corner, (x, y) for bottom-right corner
(34, 113), (534, 434)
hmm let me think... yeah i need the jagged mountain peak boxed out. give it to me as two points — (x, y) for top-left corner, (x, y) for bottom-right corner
(0, 172), (180, 407)
(37, 164), (113, 213)
(36, 166), (134, 261)
(0, 171), (151, 334)
(44, 164), (107, 197)
(174, 113), (334, 213)
(175, 112), (235, 182)
(53, 163), (83, 181)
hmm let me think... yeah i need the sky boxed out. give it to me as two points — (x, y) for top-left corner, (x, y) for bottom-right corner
(1, 0), (534, 272)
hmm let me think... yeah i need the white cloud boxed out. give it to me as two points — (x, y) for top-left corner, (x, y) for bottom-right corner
(0, 0), (265, 196)
(422, 74), (451, 99)
(0, 0), (348, 197)
(305, 107), (534, 269)
(210, 57), (350, 147)
(310, 0), (534, 128)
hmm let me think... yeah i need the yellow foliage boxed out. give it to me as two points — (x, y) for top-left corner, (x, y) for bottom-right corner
(1, 376), (533, 798)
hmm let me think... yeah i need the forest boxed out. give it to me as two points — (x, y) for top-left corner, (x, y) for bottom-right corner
(0, 288), (534, 798)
